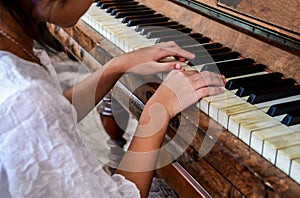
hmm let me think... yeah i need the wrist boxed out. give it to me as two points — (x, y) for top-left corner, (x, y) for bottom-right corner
(109, 53), (134, 74)
(144, 93), (174, 122)
(137, 100), (171, 139)
(148, 82), (182, 118)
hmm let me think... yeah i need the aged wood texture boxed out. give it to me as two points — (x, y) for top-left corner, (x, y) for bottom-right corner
(217, 0), (300, 34)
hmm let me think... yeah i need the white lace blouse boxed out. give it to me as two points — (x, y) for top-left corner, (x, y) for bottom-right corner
(0, 50), (140, 198)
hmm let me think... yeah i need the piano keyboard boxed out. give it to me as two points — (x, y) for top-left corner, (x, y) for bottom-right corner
(81, 0), (300, 184)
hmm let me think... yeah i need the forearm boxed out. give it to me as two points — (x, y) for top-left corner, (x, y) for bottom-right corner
(115, 100), (171, 198)
(63, 58), (123, 122)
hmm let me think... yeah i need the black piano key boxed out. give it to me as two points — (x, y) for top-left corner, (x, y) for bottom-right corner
(191, 51), (240, 65)
(219, 64), (266, 78)
(169, 33), (203, 40)
(189, 47), (231, 56)
(203, 58), (254, 71)
(216, 58), (254, 68)
(236, 78), (296, 97)
(173, 37), (210, 46)
(108, 5), (149, 13)
(115, 10), (156, 18)
(140, 25), (187, 35)
(194, 58), (256, 75)
(183, 45), (210, 52)
(135, 21), (179, 31)
(247, 85), (300, 104)
(97, 0), (124, 7)
(201, 43), (223, 50)
(282, 110), (300, 126)
(127, 17), (170, 27)
(225, 72), (283, 90)
(156, 33), (208, 44)
(97, 0), (134, 6)
(122, 14), (164, 23)
(267, 100), (300, 117)
(100, 1), (139, 9)
(109, 6), (151, 14)
(202, 58), (254, 71)
(146, 28), (192, 39)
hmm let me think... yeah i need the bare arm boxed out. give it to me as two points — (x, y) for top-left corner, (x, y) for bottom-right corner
(116, 70), (226, 197)
(63, 58), (123, 121)
(63, 42), (196, 122)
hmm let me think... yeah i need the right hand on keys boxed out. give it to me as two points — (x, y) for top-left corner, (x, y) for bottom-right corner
(148, 70), (226, 119)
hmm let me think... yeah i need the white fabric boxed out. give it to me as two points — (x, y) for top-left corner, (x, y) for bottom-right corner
(0, 51), (140, 198)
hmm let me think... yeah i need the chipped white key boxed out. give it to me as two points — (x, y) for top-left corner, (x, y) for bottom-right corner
(262, 131), (300, 164)
(250, 124), (295, 154)
(276, 144), (300, 175)
(290, 157), (300, 184)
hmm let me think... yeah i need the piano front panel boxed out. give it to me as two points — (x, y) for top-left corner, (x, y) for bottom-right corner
(48, 0), (300, 197)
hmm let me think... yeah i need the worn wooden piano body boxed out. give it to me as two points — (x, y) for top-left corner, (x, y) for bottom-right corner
(48, 0), (300, 197)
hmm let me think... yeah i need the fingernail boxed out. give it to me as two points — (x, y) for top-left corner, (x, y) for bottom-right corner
(175, 63), (181, 69)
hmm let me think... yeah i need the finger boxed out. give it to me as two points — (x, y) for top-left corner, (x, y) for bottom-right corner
(155, 62), (182, 72)
(155, 41), (195, 60)
(174, 63), (182, 70)
(192, 72), (225, 87)
(167, 41), (195, 59)
(196, 86), (225, 99)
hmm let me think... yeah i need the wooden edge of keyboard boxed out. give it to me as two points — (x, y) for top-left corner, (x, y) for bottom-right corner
(48, 21), (300, 197)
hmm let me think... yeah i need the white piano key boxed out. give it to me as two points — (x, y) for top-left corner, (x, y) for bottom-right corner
(198, 89), (236, 114)
(250, 124), (295, 154)
(218, 102), (258, 128)
(218, 95), (300, 138)
(228, 109), (275, 137)
(239, 118), (280, 145)
(262, 132), (300, 164)
(209, 96), (245, 122)
(276, 144), (300, 175)
(290, 158), (300, 184)
(290, 124), (300, 132)
(273, 114), (286, 122)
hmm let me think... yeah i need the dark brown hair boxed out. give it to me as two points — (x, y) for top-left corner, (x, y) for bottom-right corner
(0, 0), (63, 51)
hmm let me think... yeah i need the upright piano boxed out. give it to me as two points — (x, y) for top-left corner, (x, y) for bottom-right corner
(48, 0), (300, 197)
